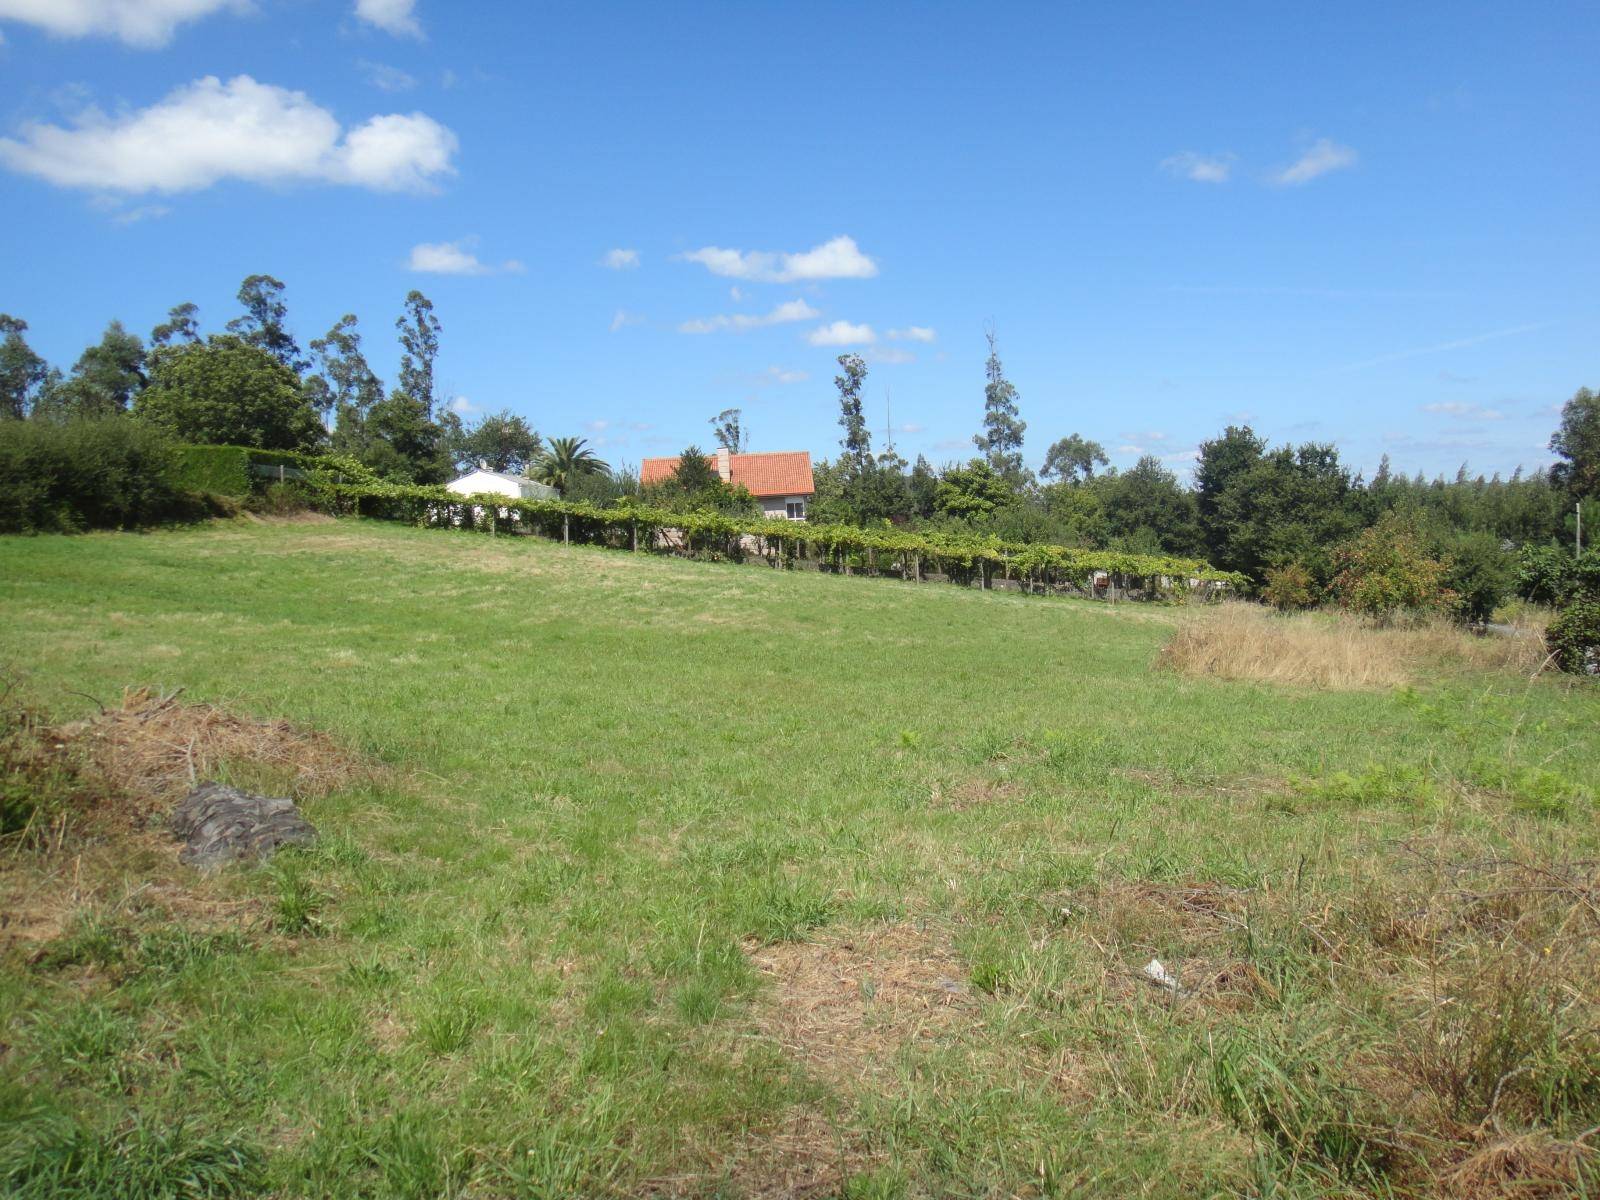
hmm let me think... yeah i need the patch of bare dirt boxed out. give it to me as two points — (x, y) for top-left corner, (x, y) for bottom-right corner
(647, 1108), (875, 1200)
(747, 922), (978, 1087)
(930, 776), (1024, 811)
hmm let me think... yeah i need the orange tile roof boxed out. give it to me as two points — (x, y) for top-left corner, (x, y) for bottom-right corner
(640, 451), (814, 497)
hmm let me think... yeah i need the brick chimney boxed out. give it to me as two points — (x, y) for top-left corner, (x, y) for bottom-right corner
(714, 446), (732, 482)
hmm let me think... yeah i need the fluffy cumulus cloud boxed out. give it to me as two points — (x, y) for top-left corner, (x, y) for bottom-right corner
(1160, 150), (1234, 183)
(678, 299), (818, 334)
(355, 0), (420, 38)
(679, 235), (877, 283)
(0, 0), (245, 48)
(0, 75), (457, 194)
(1272, 138), (1357, 186)
(887, 326), (935, 342)
(807, 320), (876, 347)
(601, 248), (639, 270)
(408, 239), (523, 276)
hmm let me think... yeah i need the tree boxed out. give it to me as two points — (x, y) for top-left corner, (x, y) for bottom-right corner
(226, 275), (305, 372)
(396, 290), (441, 417)
(1195, 424), (1266, 559)
(974, 329), (1026, 481)
(934, 459), (1016, 521)
(834, 354), (871, 471)
(908, 454), (939, 519)
(0, 315), (50, 419)
(37, 321), (146, 419)
(453, 411), (542, 474)
(1095, 456), (1203, 555)
(535, 436), (609, 496)
(709, 407), (746, 453)
(151, 302), (201, 347)
(307, 314), (383, 430)
(669, 445), (718, 493)
(1550, 386), (1599, 499)
(1040, 433), (1108, 484)
(360, 391), (451, 483)
(136, 336), (323, 450)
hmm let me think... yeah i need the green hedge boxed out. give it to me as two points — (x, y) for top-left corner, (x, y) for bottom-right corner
(172, 445), (352, 497)
(313, 479), (1247, 593)
(0, 416), (192, 534)
(172, 445), (251, 496)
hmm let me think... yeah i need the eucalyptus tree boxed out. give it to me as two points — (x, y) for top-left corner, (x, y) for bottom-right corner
(396, 290), (441, 417)
(227, 275), (306, 373)
(0, 314), (50, 419)
(975, 328), (1026, 481)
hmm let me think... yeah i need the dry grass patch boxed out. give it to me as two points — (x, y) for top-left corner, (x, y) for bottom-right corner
(748, 922), (978, 1087)
(1159, 602), (1547, 689)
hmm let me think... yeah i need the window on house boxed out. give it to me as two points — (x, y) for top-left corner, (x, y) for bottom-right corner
(786, 500), (807, 520)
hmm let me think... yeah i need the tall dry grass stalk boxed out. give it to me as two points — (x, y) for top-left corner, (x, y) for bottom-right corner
(1159, 602), (1548, 689)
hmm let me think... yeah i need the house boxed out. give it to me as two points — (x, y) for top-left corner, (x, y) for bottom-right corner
(640, 448), (815, 520)
(445, 466), (557, 501)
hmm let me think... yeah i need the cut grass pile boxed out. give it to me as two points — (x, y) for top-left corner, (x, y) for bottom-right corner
(1, 518), (1598, 1198)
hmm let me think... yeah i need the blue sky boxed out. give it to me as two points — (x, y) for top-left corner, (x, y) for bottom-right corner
(1, 1), (1595, 479)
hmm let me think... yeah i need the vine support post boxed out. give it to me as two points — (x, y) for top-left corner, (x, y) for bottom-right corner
(914, 553), (921, 583)
(562, 513), (569, 545)
(630, 520), (637, 552)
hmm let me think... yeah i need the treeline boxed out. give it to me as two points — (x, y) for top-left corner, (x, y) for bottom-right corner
(0, 276), (630, 505)
(773, 340), (1597, 620)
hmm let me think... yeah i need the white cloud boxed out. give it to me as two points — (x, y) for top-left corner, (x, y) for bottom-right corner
(1119, 429), (1169, 443)
(729, 286), (745, 302)
(767, 366), (807, 384)
(871, 346), (915, 364)
(807, 320), (876, 347)
(896, 422), (924, 435)
(359, 60), (417, 93)
(609, 309), (644, 332)
(0, 75), (457, 194)
(679, 235), (878, 283)
(1422, 401), (1505, 421)
(408, 239), (523, 276)
(601, 247), (639, 270)
(1340, 323), (1542, 371)
(355, 0), (420, 38)
(449, 395), (477, 415)
(1160, 151), (1234, 183)
(109, 203), (171, 225)
(678, 298), (819, 334)
(0, 0), (244, 47)
(887, 326), (935, 343)
(1271, 138), (1357, 186)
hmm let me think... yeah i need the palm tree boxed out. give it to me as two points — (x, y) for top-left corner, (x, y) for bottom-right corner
(535, 436), (610, 496)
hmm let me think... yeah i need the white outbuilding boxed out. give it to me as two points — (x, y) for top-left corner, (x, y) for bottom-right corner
(445, 466), (558, 501)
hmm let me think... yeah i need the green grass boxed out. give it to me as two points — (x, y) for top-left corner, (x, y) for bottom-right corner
(2, 519), (1598, 1198)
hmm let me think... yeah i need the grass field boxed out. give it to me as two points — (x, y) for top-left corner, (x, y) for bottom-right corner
(2, 519), (1598, 1198)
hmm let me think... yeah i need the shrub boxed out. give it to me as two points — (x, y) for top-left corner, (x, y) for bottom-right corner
(0, 416), (190, 534)
(1546, 595), (1600, 675)
(1442, 530), (1513, 624)
(1262, 561), (1316, 611)
(1516, 544), (1572, 605)
(172, 444), (251, 497)
(1328, 512), (1455, 621)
